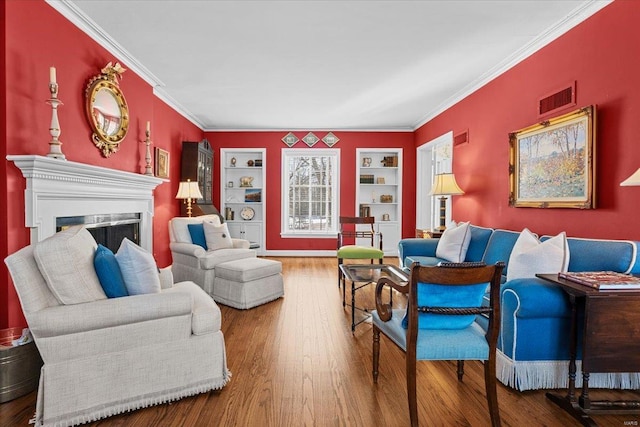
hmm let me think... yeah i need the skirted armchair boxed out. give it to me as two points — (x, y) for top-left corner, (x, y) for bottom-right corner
(4, 225), (230, 426)
(169, 214), (256, 295)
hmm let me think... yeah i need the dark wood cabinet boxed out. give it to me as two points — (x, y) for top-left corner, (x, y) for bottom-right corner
(181, 140), (220, 218)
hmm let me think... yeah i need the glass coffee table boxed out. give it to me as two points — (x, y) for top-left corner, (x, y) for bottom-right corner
(339, 264), (408, 332)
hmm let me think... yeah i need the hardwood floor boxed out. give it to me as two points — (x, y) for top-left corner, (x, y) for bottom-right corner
(1, 257), (639, 426)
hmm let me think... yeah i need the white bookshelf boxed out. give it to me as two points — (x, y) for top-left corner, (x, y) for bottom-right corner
(220, 148), (266, 254)
(355, 148), (403, 255)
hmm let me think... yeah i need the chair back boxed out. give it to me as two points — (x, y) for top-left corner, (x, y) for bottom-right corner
(169, 214), (222, 244)
(338, 216), (377, 247)
(405, 261), (505, 349)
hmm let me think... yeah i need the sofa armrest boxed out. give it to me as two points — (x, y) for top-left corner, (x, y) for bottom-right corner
(170, 241), (206, 257)
(398, 238), (439, 263)
(28, 292), (192, 338)
(232, 238), (250, 249)
(501, 278), (571, 319)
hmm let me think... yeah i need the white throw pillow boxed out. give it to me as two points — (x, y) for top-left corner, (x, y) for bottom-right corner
(115, 238), (161, 295)
(435, 221), (472, 263)
(34, 225), (107, 305)
(203, 221), (233, 251)
(507, 228), (570, 281)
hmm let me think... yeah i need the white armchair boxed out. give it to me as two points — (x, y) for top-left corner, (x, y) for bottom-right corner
(4, 227), (230, 426)
(169, 214), (256, 295)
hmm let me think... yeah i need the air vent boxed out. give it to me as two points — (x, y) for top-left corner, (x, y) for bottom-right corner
(538, 81), (576, 117)
(453, 130), (468, 147)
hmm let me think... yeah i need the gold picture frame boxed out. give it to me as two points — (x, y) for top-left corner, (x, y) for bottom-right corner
(509, 105), (596, 209)
(155, 148), (169, 178)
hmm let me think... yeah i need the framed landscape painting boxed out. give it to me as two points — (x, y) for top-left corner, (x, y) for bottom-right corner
(509, 105), (595, 208)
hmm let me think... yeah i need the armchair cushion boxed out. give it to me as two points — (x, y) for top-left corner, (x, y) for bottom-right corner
(374, 309), (489, 360)
(204, 222), (233, 251)
(402, 282), (488, 329)
(187, 223), (208, 249)
(199, 248), (256, 269)
(34, 225), (106, 305)
(115, 238), (161, 296)
(94, 244), (128, 298)
(435, 221), (471, 262)
(506, 229), (569, 281)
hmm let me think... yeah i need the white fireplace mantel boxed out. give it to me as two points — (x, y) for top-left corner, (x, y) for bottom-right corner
(7, 155), (166, 250)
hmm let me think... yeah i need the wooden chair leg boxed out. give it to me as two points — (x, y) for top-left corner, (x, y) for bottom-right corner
(457, 360), (464, 381)
(372, 327), (380, 383)
(484, 358), (501, 427)
(406, 354), (418, 427)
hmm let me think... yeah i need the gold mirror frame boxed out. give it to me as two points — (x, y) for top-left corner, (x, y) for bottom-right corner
(85, 62), (129, 157)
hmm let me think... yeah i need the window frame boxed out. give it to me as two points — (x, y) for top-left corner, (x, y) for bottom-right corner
(281, 148), (340, 238)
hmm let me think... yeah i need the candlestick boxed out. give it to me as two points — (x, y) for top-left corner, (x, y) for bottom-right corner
(46, 73), (65, 160)
(143, 126), (153, 176)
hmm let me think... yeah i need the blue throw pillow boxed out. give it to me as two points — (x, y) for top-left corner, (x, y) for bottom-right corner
(402, 282), (488, 330)
(188, 223), (207, 249)
(94, 244), (129, 298)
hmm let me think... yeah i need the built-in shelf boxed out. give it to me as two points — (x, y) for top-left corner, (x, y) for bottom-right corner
(355, 148), (403, 255)
(220, 148), (266, 254)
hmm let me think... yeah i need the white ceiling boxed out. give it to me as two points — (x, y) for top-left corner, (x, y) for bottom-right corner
(56, 0), (609, 131)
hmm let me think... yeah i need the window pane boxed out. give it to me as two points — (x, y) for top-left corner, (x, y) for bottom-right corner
(283, 149), (338, 235)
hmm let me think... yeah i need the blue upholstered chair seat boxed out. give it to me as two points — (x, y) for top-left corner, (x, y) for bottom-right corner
(372, 309), (489, 360)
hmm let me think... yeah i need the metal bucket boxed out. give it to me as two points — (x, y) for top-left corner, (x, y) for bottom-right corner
(0, 327), (43, 403)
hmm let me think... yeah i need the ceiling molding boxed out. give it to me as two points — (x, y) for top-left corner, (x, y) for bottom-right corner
(152, 87), (205, 129)
(204, 127), (414, 133)
(412, 0), (612, 130)
(46, 0), (205, 130)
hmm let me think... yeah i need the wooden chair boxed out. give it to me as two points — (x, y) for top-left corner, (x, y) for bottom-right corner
(336, 216), (384, 290)
(372, 261), (505, 427)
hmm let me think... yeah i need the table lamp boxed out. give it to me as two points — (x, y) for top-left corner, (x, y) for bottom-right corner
(620, 168), (640, 186)
(429, 173), (464, 231)
(176, 179), (203, 217)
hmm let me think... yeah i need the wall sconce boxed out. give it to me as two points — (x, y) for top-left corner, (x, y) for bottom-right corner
(175, 179), (203, 217)
(620, 168), (640, 186)
(429, 173), (465, 231)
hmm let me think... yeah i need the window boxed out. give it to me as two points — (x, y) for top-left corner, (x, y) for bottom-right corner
(281, 149), (339, 237)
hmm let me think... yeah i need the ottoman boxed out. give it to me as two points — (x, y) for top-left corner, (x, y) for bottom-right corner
(213, 258), (284, 309)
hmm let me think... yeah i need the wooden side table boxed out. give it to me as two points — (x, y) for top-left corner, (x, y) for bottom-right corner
(536, 274), (640, 426)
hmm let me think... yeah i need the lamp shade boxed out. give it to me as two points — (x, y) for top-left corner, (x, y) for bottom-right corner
(175, 180), (203, 200)
(620, 168), (640, 186)
(429, 173), (465, 196)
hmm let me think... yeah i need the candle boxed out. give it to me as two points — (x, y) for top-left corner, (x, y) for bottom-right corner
(49, 67), (56, 84)
(146, 121), (150, 133)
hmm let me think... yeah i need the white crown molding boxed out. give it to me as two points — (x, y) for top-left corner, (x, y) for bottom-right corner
(412, 0), (613, 130)
(46, 0), (205, 130)
(152, 86), (205, 129)
(205, 127), (414, 133)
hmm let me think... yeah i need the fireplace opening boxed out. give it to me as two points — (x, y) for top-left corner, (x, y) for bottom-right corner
(56, 213), (141, 253)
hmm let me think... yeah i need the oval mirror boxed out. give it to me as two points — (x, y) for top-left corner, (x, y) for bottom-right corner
(85, 62), (129, 157)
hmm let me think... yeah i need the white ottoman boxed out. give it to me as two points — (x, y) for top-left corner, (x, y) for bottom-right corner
(212, 258), (284, 309)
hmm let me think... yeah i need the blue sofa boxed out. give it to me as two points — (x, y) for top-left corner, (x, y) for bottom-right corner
(398, 225), (640, 391)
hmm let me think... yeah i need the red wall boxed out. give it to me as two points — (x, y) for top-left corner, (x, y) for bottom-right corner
(207, 131), (416, 250)
(1, 1), (203, 328)
(3, 0), (640, 330)
(415, 0), (640, 241)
